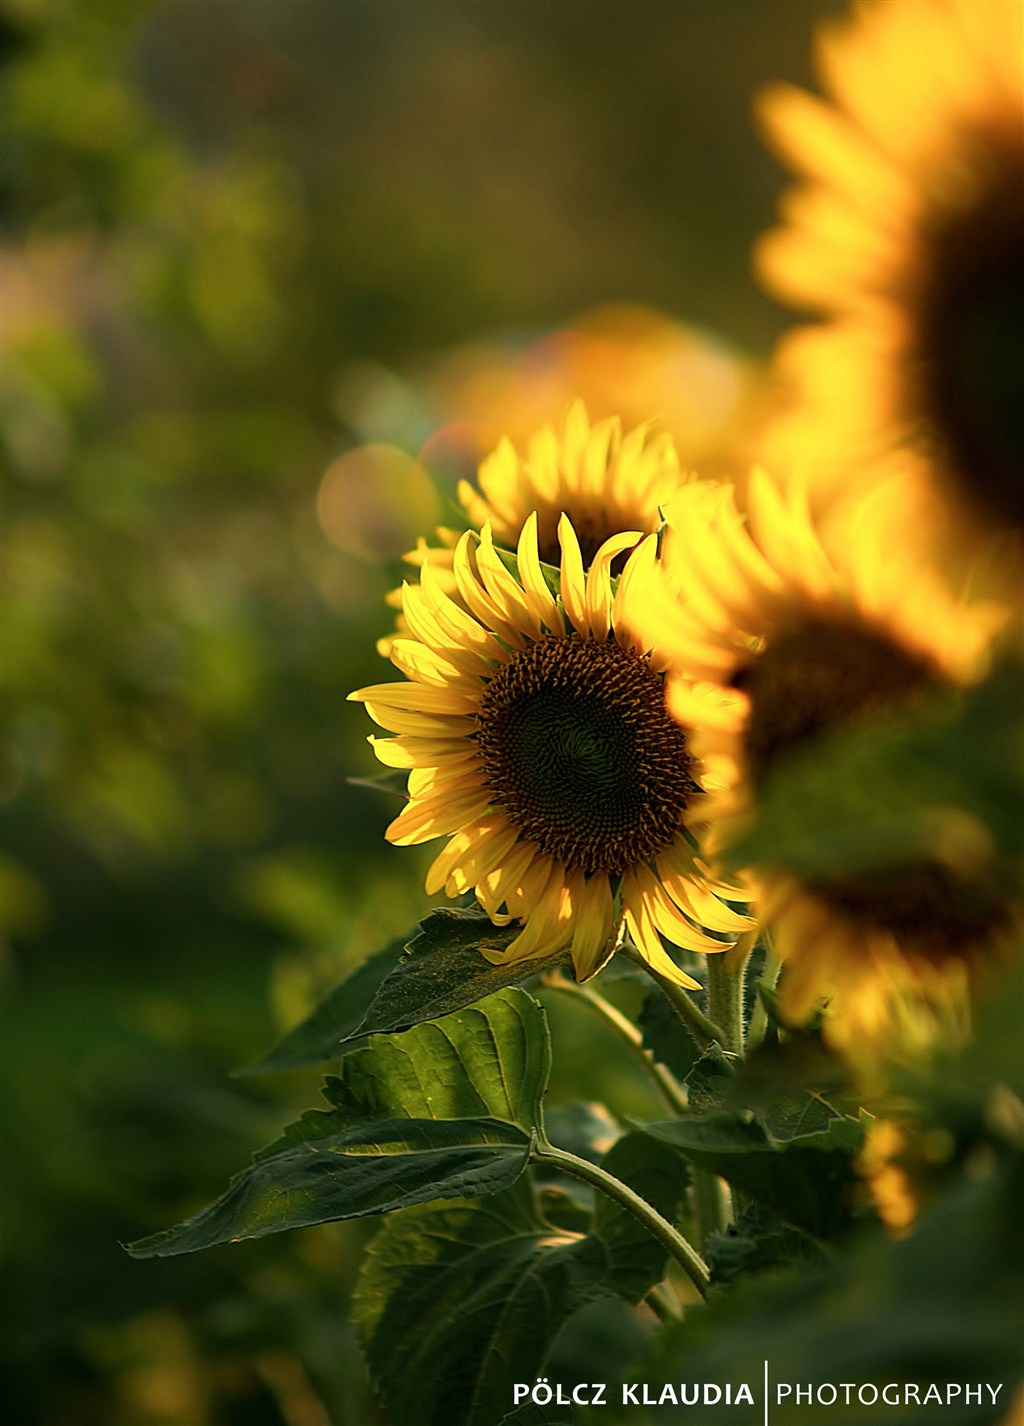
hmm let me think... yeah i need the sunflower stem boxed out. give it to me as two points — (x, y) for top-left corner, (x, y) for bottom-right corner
(706, 930), (757, 1057)
(644, 1282), (682, 1322)
(619, 942), (727, 1052)
(747, 943), (783, 1050)
(541, 974), (688, 1116)
(692, 1164), (728, 1250)
(531, 1137), (709, 1296)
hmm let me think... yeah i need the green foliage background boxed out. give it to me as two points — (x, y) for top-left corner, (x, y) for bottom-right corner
(10, 3), (1016, 1426)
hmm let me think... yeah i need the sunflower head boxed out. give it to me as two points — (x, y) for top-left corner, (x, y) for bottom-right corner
(755, 0), (1024, 539)
(459, 400), (688, 567)
(638, 464), (1013, 1051)
(379, 401), (690, 658)
(351, 511), (752, 983)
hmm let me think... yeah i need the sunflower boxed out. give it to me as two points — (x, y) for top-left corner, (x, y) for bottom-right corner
(755, 0), (1024, 540)
(351, 513), (752, 983)
(379, 400), (694, 654)
(638, 466), (1012, 1050)
(458, 399), (690, 567)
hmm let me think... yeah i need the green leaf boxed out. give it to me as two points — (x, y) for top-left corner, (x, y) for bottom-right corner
(611, 1160), (1024, 1425)
(328, 986), (552, 1128)
(348, 906), (569, 1042)
(239, 935), (406, 1075)
(706, 1202), (830, 1286)
(639, 988), (703, 1082)
(635, 1105), (861, 1238)
(127, 988), (550, 1258)
(126, 1116), (532, 1258)
(632, 1036), (863, 1237)
(683, 1042), (735, 1111)
(591, 1131), (692, 1299)
(357, 1132), (690, 1426)
(724, 1034), (862, 1150)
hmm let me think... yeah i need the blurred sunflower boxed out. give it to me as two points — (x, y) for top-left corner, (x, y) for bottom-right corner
(457, 399), (687, 567)
(755, 0), (1024, 540)
(380, 400), (692, 653)
(419, 305), (763, 482)
(640, 468), (1012, 1049)
(351, 513), (751, 983)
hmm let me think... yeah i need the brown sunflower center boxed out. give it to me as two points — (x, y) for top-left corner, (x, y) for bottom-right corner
(918, 136), (1024, 529)
(734, 617), (940, 788)
(733, 618), (1008, 952)
(475, 633), (698, 875)
(805, 862), (1011, 961)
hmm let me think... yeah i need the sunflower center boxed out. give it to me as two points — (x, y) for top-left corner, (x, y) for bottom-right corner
(734, 616), (940, 788)
(918, 137), (1024, 529)
(476, 634), (698, 875)
(733, 618), (1008, 951)
(534, 507), (638, 569)
(804, 862), (1011, 960)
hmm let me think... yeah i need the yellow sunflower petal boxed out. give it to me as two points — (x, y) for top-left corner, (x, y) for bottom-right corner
(476, 839), (540, 918)
(386, 786), (493, 846)
(452, 531), (527, 649)
(430, 817), (521, 897)
(586, 530), (643, 641)
(657, 856), (755, 935)
(367, 734), (475, 770)
(387, 639), (477, 690)
(476, 523), (543, 639)
(349, 682), (478, 716)
(569, 873), (616, 981)
(418, 563), (508, 662)
(516, 513), (562, 633)
(558, 513), (588, 636)
(499, 865), (575, 963)
(622, 902), (702, 990)
(359, 704), (479, 739)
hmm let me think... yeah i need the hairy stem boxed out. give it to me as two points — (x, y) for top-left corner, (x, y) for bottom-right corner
(692, 1164), (728, 1250)
(747, 943), (783, 1049)
(619, 942), (726, 1052)
(542, 974), (688, 1115)
(532, 1138), (709, 1296)
(706, 930), (757, 1057)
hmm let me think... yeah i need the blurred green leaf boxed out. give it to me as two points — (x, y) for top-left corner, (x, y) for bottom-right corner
(591, 1131), (692, 1299)
(610, 1159), (1024, 1425)
(683, 1042), (735, 1110)
(357, 1130), (690, 1426)
(706, 1202), (830, 1286)
(128, 988), (550, 1257)
(346, 906), (570, 1042)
